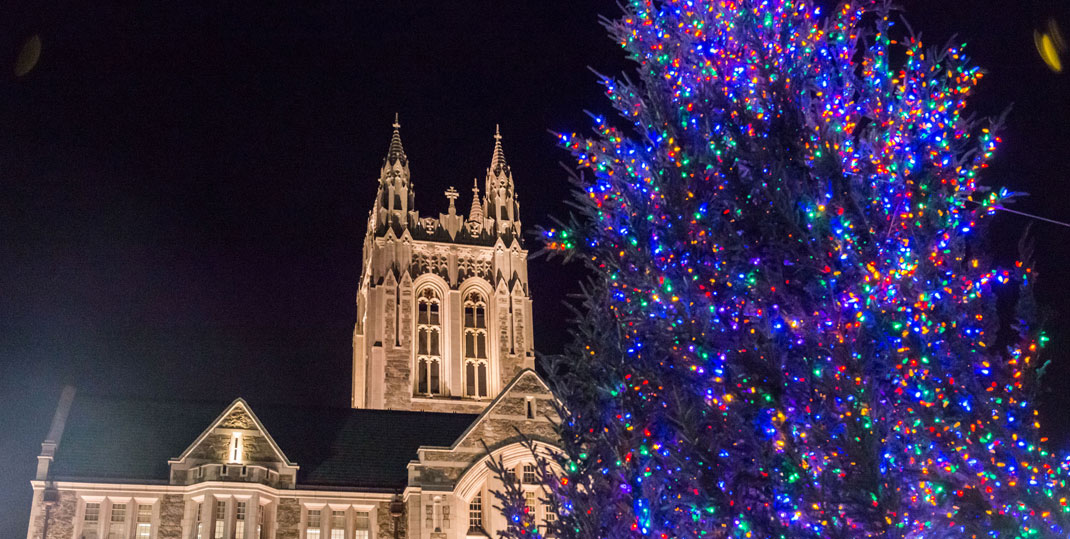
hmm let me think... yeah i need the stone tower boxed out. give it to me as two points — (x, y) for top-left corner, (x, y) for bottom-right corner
(352, 119), (534, 412)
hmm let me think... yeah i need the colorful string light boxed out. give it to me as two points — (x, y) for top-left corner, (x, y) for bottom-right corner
(531, 1), (1069, 537)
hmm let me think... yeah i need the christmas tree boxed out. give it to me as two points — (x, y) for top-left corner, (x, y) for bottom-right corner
(520, 0), (1070, 537)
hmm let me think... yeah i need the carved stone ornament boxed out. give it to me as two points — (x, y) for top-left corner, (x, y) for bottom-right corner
(219, 407), (254, 429)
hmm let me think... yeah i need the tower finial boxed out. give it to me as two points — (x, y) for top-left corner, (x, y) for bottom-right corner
(385, 114), (407, 166)
(488, 125), (508, 179)
(468, 177), (484, 228)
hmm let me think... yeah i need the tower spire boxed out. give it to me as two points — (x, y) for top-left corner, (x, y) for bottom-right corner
(385, 113), (407, 166)
(374, 114), (414, 230)
(468, 178), (484, 224)
(490, 124), (508, 177)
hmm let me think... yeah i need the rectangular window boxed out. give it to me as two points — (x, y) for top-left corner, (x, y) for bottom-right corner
(465, 361), (476, 396)
(523, 464), (537, 484)
(136, 504), (152, 539)
(108, 503), (126, 539)
(306, 509), (321, 539)
(82, 502), (101, 539)
(195, 502), (204, 539)
(429, 359), (440, 394)
(468, 493), (483, 532)
(330, 511), (345, 539)
(257, 504), (265, 539)
(354, 511), (370, 539)
(229, 433), (243, 463)
(214, 501), (226, 539)
(235, 501), (246, 539)
(524, 492), (536, 518)
(544, 502), (556, 528)
(478, 363), (487, 396)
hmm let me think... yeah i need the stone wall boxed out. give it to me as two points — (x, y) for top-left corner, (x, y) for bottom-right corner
(26, 489), (77, 539)
(157, 494), (185, 539)
(276, 497), (301, 539)
(187, 431), (278, 463)
(376, 500), (404, 539)
(383, 347), (413, 410)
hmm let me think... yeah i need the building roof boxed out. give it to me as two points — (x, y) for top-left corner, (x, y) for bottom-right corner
(50, 394), (478, 489)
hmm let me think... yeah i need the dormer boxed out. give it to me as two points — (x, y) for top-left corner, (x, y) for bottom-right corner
(167, 399), (299, 489)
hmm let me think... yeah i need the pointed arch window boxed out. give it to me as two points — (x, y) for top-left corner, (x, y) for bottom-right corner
(463, 291), (489, 398)
(416, 287), (442, 396)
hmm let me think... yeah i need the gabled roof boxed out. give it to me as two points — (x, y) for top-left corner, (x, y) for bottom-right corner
(50, 394), (477, 489)
(171, 398), (296, 467)
(445, 369), (553, 452)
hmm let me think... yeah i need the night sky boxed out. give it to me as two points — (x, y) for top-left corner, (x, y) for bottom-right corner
(2, 1), (1069, 535)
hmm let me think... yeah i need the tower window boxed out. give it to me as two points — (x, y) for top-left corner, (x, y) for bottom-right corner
(463, 292), (489, 398)
(415, 288), (443, 396)
(526, 397), (535, 419)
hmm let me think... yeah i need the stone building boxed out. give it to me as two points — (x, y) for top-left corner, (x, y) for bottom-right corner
(24, 121), (558, 539)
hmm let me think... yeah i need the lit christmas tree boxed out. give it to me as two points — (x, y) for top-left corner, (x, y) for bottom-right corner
(525, 0), (1070, 537)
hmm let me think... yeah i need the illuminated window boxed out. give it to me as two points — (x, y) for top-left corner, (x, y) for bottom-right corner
(82, 502), (101, 539)
(256, 504), (265, 539)
(467, 493), (483, 533)
(306, 509), (322, 539)
(108, 503), (126, 539)
(229, 433), (243, 463)
(463, 292), (489, 398)
(415, 288), (442, 396)
(354, 511), (370, 539)
(522, 464), (536, 484)
(195, 502), (204, 539)
(135, 504), (152, 539)
(235, 502), (246, 539)
(543, 502), (556, 529)
(214, 501), (226, 539)
(524, 492), (536, 518)
(329, 510), (345, 539)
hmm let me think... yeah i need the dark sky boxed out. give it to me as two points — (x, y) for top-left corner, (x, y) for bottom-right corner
(2, 1), (1069, 536)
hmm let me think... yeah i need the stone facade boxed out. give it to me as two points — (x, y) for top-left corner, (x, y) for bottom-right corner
(157, 495), (185, 539)
(352, 122), (536, 413)
(23, 123), (558, 539)
(275, 498), (301, 539)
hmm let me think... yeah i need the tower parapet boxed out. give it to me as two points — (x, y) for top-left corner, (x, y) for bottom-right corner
(353, 119), (534, 412)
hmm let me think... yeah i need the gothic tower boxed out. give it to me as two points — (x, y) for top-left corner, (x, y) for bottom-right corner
(352, 119), (535, 412)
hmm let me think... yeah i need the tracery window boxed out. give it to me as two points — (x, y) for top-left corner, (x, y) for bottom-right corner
(416, 287), (442, 395)
(463, 291), (488, 398)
